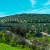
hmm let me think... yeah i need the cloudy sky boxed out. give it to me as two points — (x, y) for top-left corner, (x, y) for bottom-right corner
(0, 0), (50, 17)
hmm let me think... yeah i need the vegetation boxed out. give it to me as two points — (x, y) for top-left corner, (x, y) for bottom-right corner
(0, 43), (31, 50)
(0, 14), (50, 34)
(0, 14), (50, 50)
(0, 27), (50, 50)
(0, 14), (50, 24)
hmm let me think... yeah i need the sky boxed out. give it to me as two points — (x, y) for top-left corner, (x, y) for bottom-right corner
(0, 0), (50, 17)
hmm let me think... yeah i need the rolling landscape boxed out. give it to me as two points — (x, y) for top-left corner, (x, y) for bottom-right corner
(0, 0), (50, 50)
(0, 14), (50, 50)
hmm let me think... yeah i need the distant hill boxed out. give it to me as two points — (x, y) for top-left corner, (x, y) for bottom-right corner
(0, 14), (50, 26)
(0, 14), (50, 30)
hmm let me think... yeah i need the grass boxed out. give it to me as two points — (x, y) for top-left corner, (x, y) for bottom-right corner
(0, 43), (31, 50)
(0, 31), (50, 50)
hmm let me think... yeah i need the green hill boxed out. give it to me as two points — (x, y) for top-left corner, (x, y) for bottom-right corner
(0, 14), (50, 33)
(0, 14), (50, 25)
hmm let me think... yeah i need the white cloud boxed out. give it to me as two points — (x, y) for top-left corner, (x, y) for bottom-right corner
(44, 0), (50, 6)
(0, 12), (8, 17)
(30, 0), (36, 7)
(33, 8), (50, 14)
(21, 8), (50, 14)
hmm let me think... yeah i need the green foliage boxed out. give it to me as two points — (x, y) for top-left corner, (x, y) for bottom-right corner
(0, 14), (50, 50)
(0, 31), (50, 50)
(0, 43), (31, 50)
(0, 31), (6, 43)
(10, 36), (18, 47)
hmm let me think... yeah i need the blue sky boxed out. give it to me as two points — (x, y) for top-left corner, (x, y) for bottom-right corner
(0, 0), (50, 17)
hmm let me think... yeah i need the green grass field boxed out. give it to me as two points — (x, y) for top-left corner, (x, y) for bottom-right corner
(0, 43), (31, 50)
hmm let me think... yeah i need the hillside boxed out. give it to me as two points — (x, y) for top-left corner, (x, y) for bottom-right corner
(0, 43), (30, 50)
(0, 14), (50, 24)
(0, 14), (50, 50)
(0, 14), (50, 33)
